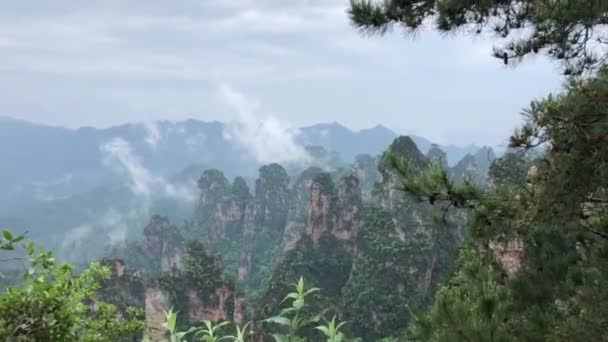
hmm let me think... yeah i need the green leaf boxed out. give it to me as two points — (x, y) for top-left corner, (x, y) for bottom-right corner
(2, 230), (13, 241)
(272, 334), (288, 342)
(264, 316), (291, 326)
(26, 241), (35, 255)
(315, 325), (330, 336)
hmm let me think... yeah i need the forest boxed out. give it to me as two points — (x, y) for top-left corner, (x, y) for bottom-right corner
(1, 0), (608, 341)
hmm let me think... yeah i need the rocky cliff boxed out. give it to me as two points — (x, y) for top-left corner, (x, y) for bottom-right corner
(101, 135), (488, 339)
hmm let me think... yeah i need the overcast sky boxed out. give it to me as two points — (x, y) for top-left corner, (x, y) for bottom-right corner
(0, 0), (564, 146)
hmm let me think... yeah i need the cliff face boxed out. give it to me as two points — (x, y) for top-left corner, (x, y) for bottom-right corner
(142, 216), (183, 273)
(426, 144), (448, 170)
(251, 137), (467, 338)
(341, 137), (463, 340)
(194, 170), (251, 244)
(254, 164), (290, 230)
(449, 147), (496, 185)
(259, 172), (362, 317)
(305, 173), (339, 243)
(103, 135), (489, 340)
(352, 154), (377, 202)
(101, 218), (241, 341)
(144, 241), (240, 341)
(188, 164), (294, 310)
(97, 258), (145, 318)
(334, 174), (362, 249)
(241, 164), (291, 299)
(281, 167), (323, 253)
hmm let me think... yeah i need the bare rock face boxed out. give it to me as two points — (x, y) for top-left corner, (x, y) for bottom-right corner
(282, 167), (323, 253)
(305, 173), (338, 243)
(490, 239), (525, 276)
(298, 171), (363, 246)
(97, 258), (145, 318)
(195, 170), (251, 244)
(426, 144), (448, 169)
(450, 154), (479, 183)
(352, 154), (377, 202)
(186, 285), (234, 322)
(237, 205), (254, 281)
(254, 163), (290, 230)
(142, 215), (183, 272)
(375, 136), (428, 212)
(144, 241), (239, 332)
(145, 286), (171, 342)
(334, 174), (362, 247)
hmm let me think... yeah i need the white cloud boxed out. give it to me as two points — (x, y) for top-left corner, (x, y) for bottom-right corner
(61, 224), (93, 250)
(100, 137), (197, 202)
(143, 121), (162, 149)
(0, 1), (563, 146)
(219, 83), (311, 165)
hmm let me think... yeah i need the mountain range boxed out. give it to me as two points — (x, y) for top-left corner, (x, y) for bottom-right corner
(0, 116), (490, 259)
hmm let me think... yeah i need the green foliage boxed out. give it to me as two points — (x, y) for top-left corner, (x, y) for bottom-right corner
(0, 231), (144, 341)
(264, 277), (321, 342)
(0, 229), (26, 251)
(341, 207), (433, 340)
(315, 316), (347, 342)
(487, 152), (532, 187)
(221, 322), (251, 342)
(389, 153), (480, 212)
(161, 308), (197, 342)
(408, 246), (511, 342)
(157, 278), (353, 341)
(154, 240), (236, 328)
(349, 0), (608, 75)
(400, 66), (608, 341)
(194, 320), (230, 342)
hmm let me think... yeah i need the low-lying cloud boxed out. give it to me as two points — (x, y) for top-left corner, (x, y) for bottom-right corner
(143, 121), (162, 149)
(219, 83), (311, 165)
(101, 137), (196, 202)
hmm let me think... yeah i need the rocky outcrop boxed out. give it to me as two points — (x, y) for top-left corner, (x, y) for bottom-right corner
(305, 173), (338, 243)
(258, 172), (362, 318)
(237, 204), (256, 281)
(490, 239), (524, 276)
(144, 241), (240, 334)
(334, 174), (362, 244)
(282, 167), (323, 253)
(145, 286), (171, 342)
(97, 258), (145, 318)
(254, 163), (290, 229)
(142, 215), (183, 273)
(340, 136), (464, 339)
(185, 285), (234, 322)
(426, 144), (448, 169)
(195, 170), (251, 243)
(449, 147), (496, 185)
(352, 154), (377, 202)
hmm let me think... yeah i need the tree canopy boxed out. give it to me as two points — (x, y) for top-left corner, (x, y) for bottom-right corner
(349, 0), (608, 74)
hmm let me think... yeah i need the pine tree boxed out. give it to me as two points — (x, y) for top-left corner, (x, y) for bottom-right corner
(348, 0), (608, 75)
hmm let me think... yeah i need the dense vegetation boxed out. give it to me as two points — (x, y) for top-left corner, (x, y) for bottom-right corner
(2, 0), (608, 341)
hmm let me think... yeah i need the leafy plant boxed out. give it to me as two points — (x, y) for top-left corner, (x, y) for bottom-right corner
(163, 308), (196, 342)
(194, 320), (230, 342)
(0, 230), (144, 341)
(221, 322), (251, 342)
(316, 316), (347, 342)
(264, 277), (321, 342)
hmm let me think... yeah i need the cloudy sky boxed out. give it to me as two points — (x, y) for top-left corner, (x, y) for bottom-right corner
(0, 0), (564, 146)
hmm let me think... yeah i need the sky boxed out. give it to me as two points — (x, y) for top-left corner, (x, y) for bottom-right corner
(0, 0), (564, 147)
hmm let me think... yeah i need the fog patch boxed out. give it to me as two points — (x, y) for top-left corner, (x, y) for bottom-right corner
(101, 137), (197, 203)
(143, 121), (162, 149)
(219, 83), (311, 165)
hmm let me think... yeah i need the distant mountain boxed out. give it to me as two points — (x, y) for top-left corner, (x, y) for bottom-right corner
(0, 118), (484, 204)
(0, 117), (489, 256)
